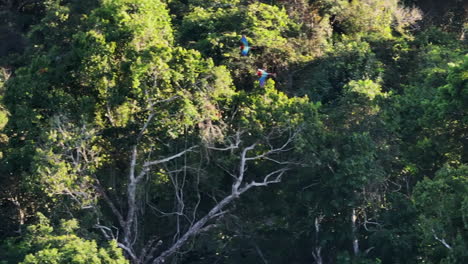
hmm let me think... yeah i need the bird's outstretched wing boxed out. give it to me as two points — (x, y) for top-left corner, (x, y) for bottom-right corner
(241, 35), (249, 47)
(240, 35), (250, 56)
(259, 75), (267, 87)
(257, 69), (275, 87)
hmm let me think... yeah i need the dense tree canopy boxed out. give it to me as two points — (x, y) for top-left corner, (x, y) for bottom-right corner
(0, 0), (466, 263)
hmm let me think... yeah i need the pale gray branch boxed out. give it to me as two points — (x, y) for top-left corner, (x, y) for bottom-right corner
(118, 242), (138, 262)
(143, 146), (198, 168)
(94, 183), (125, 228)
(432, 229), (453, 250)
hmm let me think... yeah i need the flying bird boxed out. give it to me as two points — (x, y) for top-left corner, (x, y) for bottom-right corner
(240, 35), (251, 56)
(257, 69), (276, 87)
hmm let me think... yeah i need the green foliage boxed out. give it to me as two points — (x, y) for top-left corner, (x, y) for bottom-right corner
(414, 165), (468, 263)
(319, 0), (423, 40)
(177, 1), (315, 73)
(345, 79), (388, 100)
(297, 37), (383, 102)
(367, 193), (420, 264)
(0, 213), (128, 264)
(336, 251), (382, 264)
(0, 69), (8, 132)
(237, 84), (317, 131)
(32, 116), (103, 207)
(319, 0), (395, 38)
(438, 54), (468, 119)
(1, 0), (467, 263)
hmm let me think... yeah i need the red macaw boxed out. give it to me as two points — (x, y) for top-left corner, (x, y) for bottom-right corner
(257, 69), (275, 87)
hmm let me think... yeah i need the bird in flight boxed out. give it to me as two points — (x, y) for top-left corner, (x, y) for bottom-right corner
(240, 35), (251, 56)
(257, 68), (276, 87)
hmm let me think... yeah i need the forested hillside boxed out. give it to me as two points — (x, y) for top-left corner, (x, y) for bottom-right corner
(0, 0), (467, 263)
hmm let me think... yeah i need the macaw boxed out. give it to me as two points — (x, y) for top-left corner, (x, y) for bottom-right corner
(240, 35), (251, 56)
(257, 69), (275, 87)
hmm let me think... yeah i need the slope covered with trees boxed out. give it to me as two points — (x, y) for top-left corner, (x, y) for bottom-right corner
(0, 0), (466, 263)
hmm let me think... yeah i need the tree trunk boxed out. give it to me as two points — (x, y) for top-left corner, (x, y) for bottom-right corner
(351, 208), (359, 256)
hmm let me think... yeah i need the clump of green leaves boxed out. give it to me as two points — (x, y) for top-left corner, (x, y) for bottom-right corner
(0, 213), (128, 264)
(414, 165), (468, 263)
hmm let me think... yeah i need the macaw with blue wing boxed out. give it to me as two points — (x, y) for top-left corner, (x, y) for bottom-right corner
(257, 69), (276, 87)
(240, 35), (251, 56)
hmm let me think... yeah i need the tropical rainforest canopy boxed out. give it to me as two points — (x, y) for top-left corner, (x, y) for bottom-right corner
(0, 0), (467, 263)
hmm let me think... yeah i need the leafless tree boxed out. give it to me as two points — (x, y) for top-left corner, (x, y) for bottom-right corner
(81, 95), (300, 263)
(90, 125), (298, 263)
(148, 129), (296, 264)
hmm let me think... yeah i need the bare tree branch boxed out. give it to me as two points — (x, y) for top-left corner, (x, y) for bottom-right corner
(143, 146), (198, 169)
(118, 242), (138, 262)
(238, 169), (288, 193)
(151, 131), (297, 264)
(432, 229), (453, 250)
(352, 208), (359, 256)
(254, 243), (269, 264)
(120, 144), (198, 260)
(206, 131), (242, 151)
(139, 237), (162, 264)
(137, 96), (179, 142)
(312, 215), (324, 264)
(94, 183), (125, 228)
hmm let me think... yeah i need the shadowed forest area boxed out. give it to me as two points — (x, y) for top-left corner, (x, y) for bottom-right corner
(0, 0), (467, 263)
